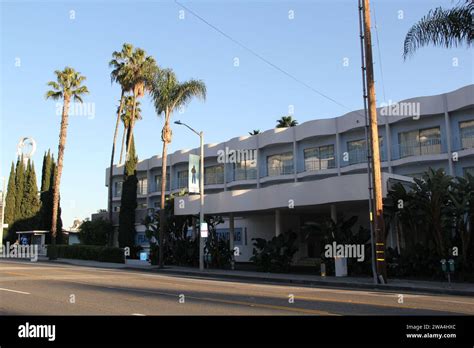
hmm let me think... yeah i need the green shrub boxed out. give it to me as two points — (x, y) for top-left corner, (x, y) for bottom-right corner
(78, 219), (113, 246)
(47, 244), (124, 263)
(250, 232), (298, 273)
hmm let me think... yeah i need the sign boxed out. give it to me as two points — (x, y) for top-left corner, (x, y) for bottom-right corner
(200, 223), (208, 238)
(188, 154), (200, 193)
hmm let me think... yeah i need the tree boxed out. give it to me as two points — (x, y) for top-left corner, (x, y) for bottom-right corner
(151, 68), (207, 267)
(123, 48), (157, 160)
(40, 150), (52, 192)
(119, 96), (142, 165)
(108, 43), (134, 238)
(22, 160), (41, 223)
(14, 156), (26, 224)
(45, 67), (89, 245)
(248, 130), (260, 135)
(276, 116), (298, 128)
(4, 163), (16, 228)
(79, 219), (112, 246)
(403, 1), (473, 59)
(118, 136), (138, 248)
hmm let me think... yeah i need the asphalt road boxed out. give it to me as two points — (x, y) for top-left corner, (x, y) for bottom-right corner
(1, 260), (473, 315)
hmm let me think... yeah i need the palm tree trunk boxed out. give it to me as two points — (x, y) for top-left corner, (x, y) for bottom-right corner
(119, 124), (127, 165)
(51, 95), (71, 246)
(125, 90), (138, 161)
(108, 90), (125, 246)
(159, 114), (171, 268)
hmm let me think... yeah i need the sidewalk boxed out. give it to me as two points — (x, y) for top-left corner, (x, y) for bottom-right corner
(42, 257), (474, 297)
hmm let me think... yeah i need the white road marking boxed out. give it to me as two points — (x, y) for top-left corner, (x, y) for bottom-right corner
(0, 287), (30, 295)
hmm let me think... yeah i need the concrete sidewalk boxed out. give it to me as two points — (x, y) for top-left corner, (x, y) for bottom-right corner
(38, 257), (474, 297)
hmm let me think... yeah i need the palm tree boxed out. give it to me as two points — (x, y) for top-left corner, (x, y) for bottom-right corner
(108, 43), (134, 238)
(249, 129), (260, 135)
(151, 69), (206, 268)
(119, 96), (142, 165)
(123, 48), (157, 159)
(403, 1), (473, 59)
(45, 67), (89, 245)
(276, 115), (298, 128)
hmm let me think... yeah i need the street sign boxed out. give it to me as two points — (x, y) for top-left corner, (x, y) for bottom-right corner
(200, 223), (208, 238)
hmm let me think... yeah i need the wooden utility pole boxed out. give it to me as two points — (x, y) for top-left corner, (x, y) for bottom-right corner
(362, 0), (387, 282)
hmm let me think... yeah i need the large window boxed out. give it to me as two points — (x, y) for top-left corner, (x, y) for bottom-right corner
(204, 165), (224, 185)
(176, 170), (188, 189)
(114, 181), (123, 197)
(138, 178), (148, 195)
(398, 127), (441, 158)
(304, 145), (335, 171)
(460, 120), (474, 149)
(346, 138), (384, 165)
(234, 159), (257, 180)
(154, 173), (170, 191)
(267, 152), (293, 176)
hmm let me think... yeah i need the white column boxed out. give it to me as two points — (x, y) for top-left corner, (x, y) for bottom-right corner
(275, 209), (281, 236)
(443, 94), (454, 176)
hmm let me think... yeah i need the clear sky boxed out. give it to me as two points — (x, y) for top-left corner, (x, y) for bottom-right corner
(1, 0), (472, 228)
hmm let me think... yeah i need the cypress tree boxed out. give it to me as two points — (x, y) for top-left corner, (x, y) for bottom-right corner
(41, 150), (52, 192)
(3, 163), (16, 241)
(14, 156), (26, 222)
(118, 136), (138, 248)
(23, 161), (41, 221)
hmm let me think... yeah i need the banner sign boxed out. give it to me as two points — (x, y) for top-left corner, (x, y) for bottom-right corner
(188, 154), (200, 193)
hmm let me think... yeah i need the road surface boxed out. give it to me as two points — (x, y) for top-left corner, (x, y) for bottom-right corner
(1, 260), (473, 315)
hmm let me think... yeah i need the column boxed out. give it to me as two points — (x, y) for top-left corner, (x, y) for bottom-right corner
(275, 209), (281, 236)
(229, 213), (235, 270)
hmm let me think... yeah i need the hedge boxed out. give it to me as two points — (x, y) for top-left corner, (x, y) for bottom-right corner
(47, 244), (125, 264)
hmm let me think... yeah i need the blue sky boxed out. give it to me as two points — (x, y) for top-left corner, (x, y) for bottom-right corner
(1, 0), (472, 227)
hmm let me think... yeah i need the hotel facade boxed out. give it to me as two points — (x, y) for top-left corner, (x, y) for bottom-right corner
(101, 85), (474, 263)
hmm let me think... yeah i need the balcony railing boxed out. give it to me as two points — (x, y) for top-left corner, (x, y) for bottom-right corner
(461, 134), (474, 150)
(399, 138), (442, 158)
(205, 172), (224, 185)
(176, 176), (188, 189)
(268, 164), (294, 176)
(234, 168), (257, 181)
(304, 158), (336, 171)
(344, 148), (386, 166)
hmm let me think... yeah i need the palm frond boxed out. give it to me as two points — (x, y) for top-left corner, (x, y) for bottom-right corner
(403, 3), (473, 59)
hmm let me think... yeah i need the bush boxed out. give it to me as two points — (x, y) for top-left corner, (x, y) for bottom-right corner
(250, 232), (298, 273)
(47, 244), (124, 263)
(78, 219), (113, 246)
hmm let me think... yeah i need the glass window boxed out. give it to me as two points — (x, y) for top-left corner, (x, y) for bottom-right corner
(114, 181), (123, 197)
(267, 152), (293, 176)
(234, 158), (257, 180)
(154, 173), (170, 192)
(304, 145), (335, 171)
(399, 127), (441, 158)
(177, 170), (188, 189)
(460, 120), (474, 149)
(347, 139), (367, 165)
(204, 165), (224, 185)
(138, 178), (148, 195)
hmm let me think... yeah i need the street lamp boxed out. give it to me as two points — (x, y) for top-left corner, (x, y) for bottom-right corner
(175, 120), (205, 271)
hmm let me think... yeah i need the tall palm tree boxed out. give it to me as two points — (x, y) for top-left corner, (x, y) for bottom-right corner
(108, 43), (134, 237)
(403, 1), (473, 59)
(249, 129), (260, 135)
(276, 115), (298, 128)
(45, 67), (89, 245)
(119, 96), (142, 165)
(151, 69), (206, 268)
(123, 48), (157, 159)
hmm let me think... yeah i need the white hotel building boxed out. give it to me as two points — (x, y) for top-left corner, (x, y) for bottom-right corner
(101, 85), (474, 263)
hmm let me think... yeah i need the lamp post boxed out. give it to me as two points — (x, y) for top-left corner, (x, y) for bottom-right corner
(175, 120), (205, 271)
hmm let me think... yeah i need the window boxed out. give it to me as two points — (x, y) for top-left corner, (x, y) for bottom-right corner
(463, 167), (474, 177)
(398, 127), (441, 158)
(154, 173), (170, 191)
(113, 206), (120, 212)
(234, 159), (257, 180)
(137, 202), (147, 209)
(304, 145), (335, 171)
(204, 165), (224, 185)
(177, 170), (188, 189)
(215, 228), (242, 245)
(460, 120), (474, 149)
(138, 178), (148, 195)
(114, 181), (123, 197)
(267, 152), (293, 176)
(346, 138), (384, 165)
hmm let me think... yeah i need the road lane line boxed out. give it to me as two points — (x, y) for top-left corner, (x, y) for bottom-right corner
(0, 287), (30, 295)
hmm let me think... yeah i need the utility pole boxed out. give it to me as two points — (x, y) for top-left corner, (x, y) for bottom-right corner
(361, 0), (387, 283)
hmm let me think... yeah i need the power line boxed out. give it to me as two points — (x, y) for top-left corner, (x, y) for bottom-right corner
(174, 0), (357, 114)
(372, 1), (387, 103)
